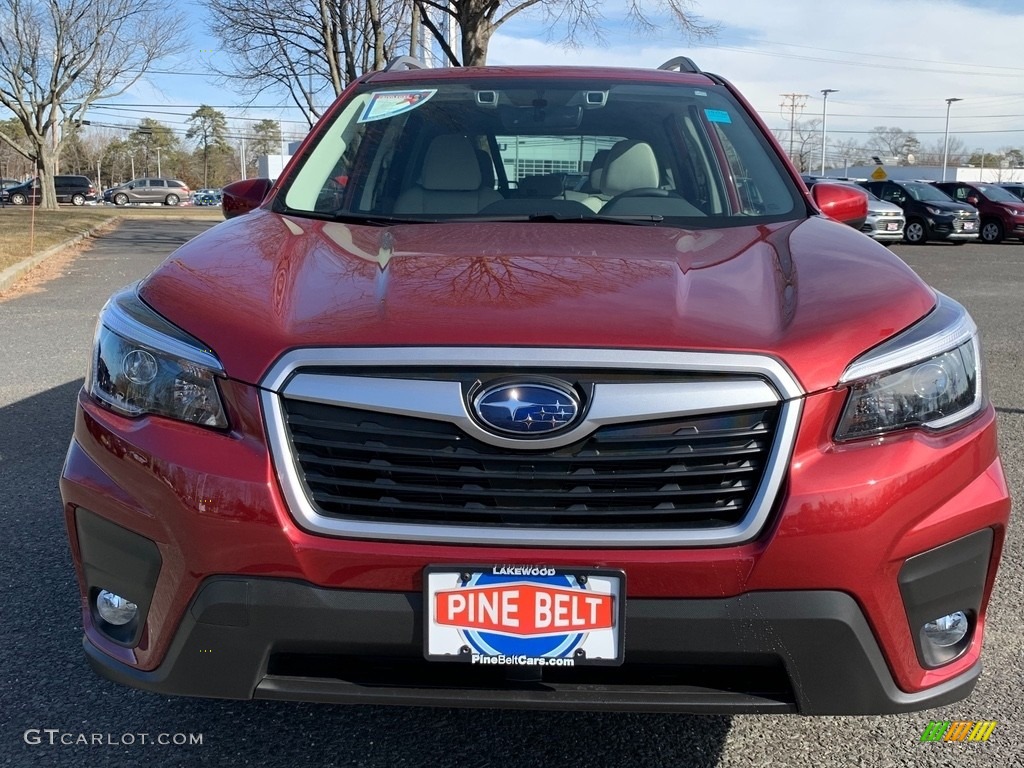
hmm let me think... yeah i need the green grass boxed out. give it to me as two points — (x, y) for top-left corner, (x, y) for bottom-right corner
(0, 205), (223, 273)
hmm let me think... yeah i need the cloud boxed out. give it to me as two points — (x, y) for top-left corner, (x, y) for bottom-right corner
(490, 0), (1024, 149)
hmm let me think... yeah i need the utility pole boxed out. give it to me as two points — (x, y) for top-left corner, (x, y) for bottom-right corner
(779, 94), (809, 165)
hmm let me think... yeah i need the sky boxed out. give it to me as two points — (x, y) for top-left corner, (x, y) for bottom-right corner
(76, 0), (1024, 163)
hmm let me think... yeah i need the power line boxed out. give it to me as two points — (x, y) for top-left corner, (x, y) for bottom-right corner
(734, 38), (1024, 74)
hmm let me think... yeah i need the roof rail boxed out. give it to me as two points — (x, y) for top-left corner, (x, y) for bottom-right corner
(657, 57), (702, 74)
(383, 56), (427, 72)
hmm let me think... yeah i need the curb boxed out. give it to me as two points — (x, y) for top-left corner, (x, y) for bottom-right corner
(0, 216), (122, 294)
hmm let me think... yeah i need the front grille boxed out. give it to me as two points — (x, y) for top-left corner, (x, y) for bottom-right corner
(283, 399), (780, 530)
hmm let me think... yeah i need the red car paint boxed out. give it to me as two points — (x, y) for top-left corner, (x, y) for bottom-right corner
(61, 62), (1010, 713)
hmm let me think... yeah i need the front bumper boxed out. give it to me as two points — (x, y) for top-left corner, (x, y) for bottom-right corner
(928, 216), (980, 241)
(82, 577), (981, 715)
(60, 381), (1011, 714)
(863, 216), (905, 242)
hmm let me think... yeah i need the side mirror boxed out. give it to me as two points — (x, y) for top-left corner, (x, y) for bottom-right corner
(811, 182), (868, 229)
(222, 178), (273, 219)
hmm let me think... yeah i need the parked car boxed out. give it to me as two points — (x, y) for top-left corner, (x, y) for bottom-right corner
(998, 182), (1024, 202)
(1, 178), (20, 189)
(191, 188), (222, 206)
(0, 175), (97, 205)
(103, 177), (191, 206)
(860, 179), (979, 244)
(62, 56), (1009, 715)
(803, 176), (904, 243)
(933, 181), (1024, 244)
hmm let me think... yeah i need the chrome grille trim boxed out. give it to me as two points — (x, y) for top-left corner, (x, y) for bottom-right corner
(260, 347), (804, 547)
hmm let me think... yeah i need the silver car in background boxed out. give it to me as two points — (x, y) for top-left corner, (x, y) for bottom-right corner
(859, 186), (906, 244)
(803, 176), (904, 244)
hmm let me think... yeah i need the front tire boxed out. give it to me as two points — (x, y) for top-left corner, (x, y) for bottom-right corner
(114, 193), (129, 206)
(904, 219), (927, 244)
(980, 220), (1003, 244)
(71, 194), (86, 206)
(164, 193), (179, 206)
(10, 193), (26, 205)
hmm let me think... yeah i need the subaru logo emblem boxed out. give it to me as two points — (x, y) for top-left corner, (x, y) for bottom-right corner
(472, 381), (581, 436)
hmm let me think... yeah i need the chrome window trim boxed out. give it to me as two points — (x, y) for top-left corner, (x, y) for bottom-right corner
(259, 347), (804, 548)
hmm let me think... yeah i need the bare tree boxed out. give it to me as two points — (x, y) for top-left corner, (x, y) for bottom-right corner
(417, 0), (716, 66)
(865, 126), (919, 165)
(829, 137), (865, 172)
(913, 135), (966, 167)
(207, 0), (413, 126)
(771, 119), (822, 173)
(0, 0), (184, 208)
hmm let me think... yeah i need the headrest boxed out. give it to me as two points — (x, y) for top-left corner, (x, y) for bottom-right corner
(421, 135), (482, 191)
(588, 149), (610, 190)
(601, 141), (660, 196)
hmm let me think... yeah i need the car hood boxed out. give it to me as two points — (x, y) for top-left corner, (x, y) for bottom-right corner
(139, 211), (936, 394)
(919, 199), (976, 214)
(996, 201), (1024, 215)
(867, 199), (903, 215)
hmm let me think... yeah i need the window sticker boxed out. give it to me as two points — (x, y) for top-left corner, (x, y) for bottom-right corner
(704, 108), (732, 124)
(694, 90), (708, 97)
(358, 90), (437, 123)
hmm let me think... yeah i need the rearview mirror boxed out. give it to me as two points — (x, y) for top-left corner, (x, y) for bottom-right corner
(222, 178), (273, 219)
(500, 105), (582, 131)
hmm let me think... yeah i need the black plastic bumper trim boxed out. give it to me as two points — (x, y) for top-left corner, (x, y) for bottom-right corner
(82, 577), (980, 715)
(898, 528), (994, 668)
(75, 507), (162, 647)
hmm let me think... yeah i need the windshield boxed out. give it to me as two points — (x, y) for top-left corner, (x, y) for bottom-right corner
(975, 184), (1019, 202)
(902, 182), (954, 203)
(277, 77), (804, 227)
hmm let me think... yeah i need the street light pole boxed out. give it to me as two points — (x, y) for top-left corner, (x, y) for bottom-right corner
(820, 89), (838, 176)
(942, 97), (962, 182)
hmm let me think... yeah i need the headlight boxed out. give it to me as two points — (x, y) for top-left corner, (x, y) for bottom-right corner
(925, 206), (945, 216)
(86, 285), (228, 428)
(836, 294), (983, 441)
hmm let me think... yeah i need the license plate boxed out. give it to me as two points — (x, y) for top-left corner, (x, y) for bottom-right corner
(424, 566), (625, 666)
(963, 221), (976, 230)
(886, 222), (901, 231)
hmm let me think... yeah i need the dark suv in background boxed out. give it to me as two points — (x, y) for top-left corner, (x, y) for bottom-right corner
(861, 179), (979, 244)
(998, 182), (1024, 202)
(0, 175), (97, 205)
(103, 178), (191, 206)
(935, 181), (1024, 243)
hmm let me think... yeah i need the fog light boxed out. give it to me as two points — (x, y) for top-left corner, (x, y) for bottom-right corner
(922, 611), (969, 647)
(96, 590), (138, 626)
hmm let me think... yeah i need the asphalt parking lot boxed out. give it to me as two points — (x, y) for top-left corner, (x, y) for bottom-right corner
(0, 222), (1020, 767)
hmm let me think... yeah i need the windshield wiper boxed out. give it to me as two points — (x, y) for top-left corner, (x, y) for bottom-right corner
(450, 213), (665, 226)
(327, 212), (439, 226)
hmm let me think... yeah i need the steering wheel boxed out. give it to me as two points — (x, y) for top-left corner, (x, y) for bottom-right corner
(603, 187), (680, 206)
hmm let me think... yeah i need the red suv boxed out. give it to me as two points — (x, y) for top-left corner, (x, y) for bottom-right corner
(934, 181), (1024, 243)
(60, 57), (1009, 715)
